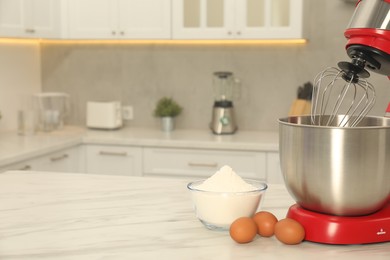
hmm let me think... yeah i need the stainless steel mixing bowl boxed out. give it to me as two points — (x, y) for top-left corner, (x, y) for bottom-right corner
(279, 115), (390, 216)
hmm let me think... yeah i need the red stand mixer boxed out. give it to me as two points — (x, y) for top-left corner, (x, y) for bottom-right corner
(280, 0), (390, 245)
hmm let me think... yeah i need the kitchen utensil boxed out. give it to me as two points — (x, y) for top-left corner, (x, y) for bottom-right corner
(279, 115), (390, 216)
(34, 92), (70, 132)
(288, 82), (312, 116)
(87, 101), (122, 130)
(18, 110), (36, 136)
(17, 94), (37, 135)
(187, 179), (267, 231)
(310, 66), (375, 127)
(210, 71), (240, 135)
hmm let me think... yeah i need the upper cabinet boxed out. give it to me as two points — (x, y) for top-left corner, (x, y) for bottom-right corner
(0, 0), (303, 40)
(172, 0), (303, 39)
(66, 0), (171, 39)
(0, 0), (61, 38)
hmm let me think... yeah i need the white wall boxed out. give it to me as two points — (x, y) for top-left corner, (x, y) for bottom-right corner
(0, 42), (41, 131)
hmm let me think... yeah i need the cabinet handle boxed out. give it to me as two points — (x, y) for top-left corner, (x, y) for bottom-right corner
(236, 31), (241, 35)
(25, 28), (35, 33)
(99, 151), (128, 157)
(18, 165), (32, 171)
(50, 154), (69, 162)
(112, 31), (116, 35)
(188, 162), (218, 168)
(120, 31), (124, 35)
(227, 31), (232, 35)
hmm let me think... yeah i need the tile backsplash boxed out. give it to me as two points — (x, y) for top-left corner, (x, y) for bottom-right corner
(41, 0), (390, 131)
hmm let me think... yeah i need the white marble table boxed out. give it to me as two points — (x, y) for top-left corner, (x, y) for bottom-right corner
(0, 171), (389, 260)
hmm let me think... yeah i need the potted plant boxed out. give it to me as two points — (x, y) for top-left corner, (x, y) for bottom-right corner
(154, 97), (183, 132)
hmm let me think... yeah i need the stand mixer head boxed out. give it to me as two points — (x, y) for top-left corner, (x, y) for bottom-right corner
(311, 0), (390, 127)
(344, 0), (390, 78)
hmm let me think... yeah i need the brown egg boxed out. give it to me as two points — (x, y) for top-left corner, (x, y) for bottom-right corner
(252, 211), (278, 237)
(229, 217), (258, 244)
(274, 218), (305, 245)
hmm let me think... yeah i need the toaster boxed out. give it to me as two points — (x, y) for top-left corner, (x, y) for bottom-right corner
(87, 101), (123, 129)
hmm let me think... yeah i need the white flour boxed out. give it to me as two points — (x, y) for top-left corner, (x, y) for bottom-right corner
(191, 165), (263, 229)
(196, 165), (256, 192)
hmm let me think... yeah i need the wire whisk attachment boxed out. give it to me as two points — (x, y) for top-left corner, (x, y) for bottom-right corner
(311, 65), (376, 127)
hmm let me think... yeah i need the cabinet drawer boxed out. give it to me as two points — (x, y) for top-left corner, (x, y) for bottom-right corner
(0, 161), (35, 173)
(34, 146), (84, 173)
(0, 146), (84, 174)
(85, 145), (142, 176)
(143, 148), (266, 179)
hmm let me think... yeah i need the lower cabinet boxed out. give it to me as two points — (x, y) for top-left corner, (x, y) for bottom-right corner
(143, 147), (267, 180)
(34, 145), (85, 173)
(0, 146), (84, 173)
(85, 144), (142, 176)
(0, 144), (283, 184)
(0, 160), (37, 173)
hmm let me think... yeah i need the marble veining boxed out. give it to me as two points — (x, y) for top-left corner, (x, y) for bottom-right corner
(0, 171), (389, 260)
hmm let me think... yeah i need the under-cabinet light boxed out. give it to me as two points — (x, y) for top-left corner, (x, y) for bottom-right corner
(40, 39), (308, 45)
(0, 38), (40, 45)
(0, 38), (307, 46)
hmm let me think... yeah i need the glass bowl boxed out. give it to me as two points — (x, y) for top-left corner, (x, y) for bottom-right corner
(187, 179), (268, 231)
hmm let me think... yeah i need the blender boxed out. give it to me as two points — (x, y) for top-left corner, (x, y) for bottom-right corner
(210, 71), (240, 135)
(279, 0), (390, 245)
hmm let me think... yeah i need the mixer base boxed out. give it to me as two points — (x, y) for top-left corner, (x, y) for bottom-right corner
(286, 204), (390, 245)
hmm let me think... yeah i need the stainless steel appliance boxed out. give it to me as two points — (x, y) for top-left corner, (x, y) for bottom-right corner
(281, 0), (390, 245)
(34, 92), (70, 132)
(210, 71), (239, 134)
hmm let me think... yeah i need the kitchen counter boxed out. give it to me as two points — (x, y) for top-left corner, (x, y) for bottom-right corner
(0, 171), (388, 260)
(0, 126), (279, 167)
(0, 126), (85, 166)
(83, 127), (279, 151)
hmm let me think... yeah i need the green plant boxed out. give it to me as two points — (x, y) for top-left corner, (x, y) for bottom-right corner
(154, 97), (183, 118)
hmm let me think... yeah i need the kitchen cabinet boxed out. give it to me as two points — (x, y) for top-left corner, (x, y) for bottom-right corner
(0, 146), (84, 173)
(85, 144), (142, 176)
(34, 146), (85, 173)
(266, 152), (284, 184)
(0, 159), (37, 173)
(143, 147), (267, 180)
(0, 0), (61, 38)
(172, 0), (303, 39)
(66, 0), (171, 39)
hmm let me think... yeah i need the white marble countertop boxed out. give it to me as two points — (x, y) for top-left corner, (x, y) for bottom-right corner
(83, 127), (279, 151)
(0, 171), (388, 260)
(0, 126), (279, 167)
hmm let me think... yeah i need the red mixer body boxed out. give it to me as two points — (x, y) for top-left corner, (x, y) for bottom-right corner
(344, 0), (390, 78)
(287, 204), (390, 244)
(345, 28), (390, 57)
